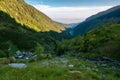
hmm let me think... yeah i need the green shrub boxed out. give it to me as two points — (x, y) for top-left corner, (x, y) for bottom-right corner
(8, 57), (16, 63)
(34, 43), (46, 60)
(47, 54), (52, 59)
(0, 50), (6, 58)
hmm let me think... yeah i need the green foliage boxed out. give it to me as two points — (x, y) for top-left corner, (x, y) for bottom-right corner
(0, 41), (17, 58)
(35, 43), (44, 54)
(0, 50), (6, 58)
(56, 36), (84, 56)
(34, 43), (46, 60)
(6, 41), (17, 58)
(47, 54), (52, 59)
(83, 22), (120, 58)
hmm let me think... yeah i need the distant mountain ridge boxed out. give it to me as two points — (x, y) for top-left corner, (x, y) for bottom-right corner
(70, 5), (120, 37)
(0, 0), (66, 32)
(86, 5), (120, 21)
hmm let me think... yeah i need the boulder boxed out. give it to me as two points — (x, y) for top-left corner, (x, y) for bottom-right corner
(8, 63), (27, 68)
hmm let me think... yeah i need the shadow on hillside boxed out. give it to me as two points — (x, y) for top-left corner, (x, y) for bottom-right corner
(0, 11), (62, 51)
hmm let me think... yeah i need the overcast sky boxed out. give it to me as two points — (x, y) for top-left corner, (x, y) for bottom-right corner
(25, 0), (120, 23)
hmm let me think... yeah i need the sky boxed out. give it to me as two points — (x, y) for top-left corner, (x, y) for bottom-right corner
(25, 0), (120, 24)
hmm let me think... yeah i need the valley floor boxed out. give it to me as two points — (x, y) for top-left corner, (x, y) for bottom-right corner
(0, 57), (120, 80)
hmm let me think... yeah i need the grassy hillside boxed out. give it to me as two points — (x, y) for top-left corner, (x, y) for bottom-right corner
(84, 22), (120, 59)
(57, 22), (120, 60)
(0, 0), (65, 32)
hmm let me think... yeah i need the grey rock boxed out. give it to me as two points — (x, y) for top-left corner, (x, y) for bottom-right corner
(69, 70), (81, 73)
(8, 63), (27, 68)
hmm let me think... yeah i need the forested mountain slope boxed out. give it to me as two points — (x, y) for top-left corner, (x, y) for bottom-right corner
(0, 0), (65, 32)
